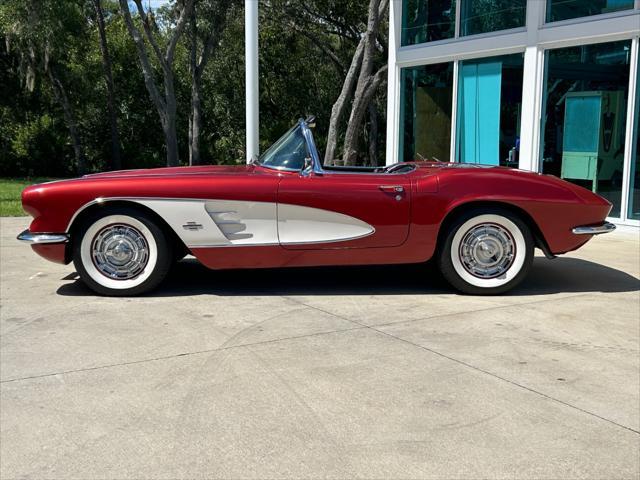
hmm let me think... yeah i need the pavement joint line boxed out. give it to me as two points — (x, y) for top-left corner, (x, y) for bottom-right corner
(368, 328), (640, 435)
(0, 325), (365, 385)
(288, 292), (594, 331)
(284, 297), (640, 436)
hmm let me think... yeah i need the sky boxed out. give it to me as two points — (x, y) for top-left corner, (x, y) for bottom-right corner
(127, 0), (171, 10)
(146, 0), (170, 8)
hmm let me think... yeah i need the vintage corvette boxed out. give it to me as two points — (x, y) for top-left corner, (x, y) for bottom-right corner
(18, 117), (615, 296)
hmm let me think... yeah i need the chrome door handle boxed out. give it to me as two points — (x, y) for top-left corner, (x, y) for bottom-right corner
(379, 185), (404, 193)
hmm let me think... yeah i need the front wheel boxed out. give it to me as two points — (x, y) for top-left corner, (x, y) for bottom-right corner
(437, 209), (534, 295)
(73, 207), (173, 296)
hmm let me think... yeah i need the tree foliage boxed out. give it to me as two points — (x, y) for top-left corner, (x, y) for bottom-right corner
(0, 0), (388, 177)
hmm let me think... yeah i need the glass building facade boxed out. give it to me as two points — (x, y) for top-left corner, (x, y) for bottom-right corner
(388, 0), (640, 225)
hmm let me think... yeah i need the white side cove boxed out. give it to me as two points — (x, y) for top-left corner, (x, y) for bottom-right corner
(277, 203), (374, 244)
(126, 199), (374, 248)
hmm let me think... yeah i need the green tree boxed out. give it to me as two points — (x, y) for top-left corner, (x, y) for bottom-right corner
(0, 0), (389, 176)
(186, 0), (236, 165)
(267, 0), (388, 166)
(1, 0), (91, 174)
(91, 0), (122, 170)
(117, 0), (194, 167)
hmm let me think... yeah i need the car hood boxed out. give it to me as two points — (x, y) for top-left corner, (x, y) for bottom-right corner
(82, 164), (253, 179)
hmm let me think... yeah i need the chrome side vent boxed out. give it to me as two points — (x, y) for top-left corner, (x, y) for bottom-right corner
(207, 210), (252, 240)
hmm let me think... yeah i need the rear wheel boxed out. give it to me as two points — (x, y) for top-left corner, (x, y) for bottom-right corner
(73, 207), (172, 296)
(437, 208), (534, 295)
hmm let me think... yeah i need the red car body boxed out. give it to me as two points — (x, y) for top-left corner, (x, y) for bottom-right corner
(18, 118), (615, 296)
(21, 161), (611, 269)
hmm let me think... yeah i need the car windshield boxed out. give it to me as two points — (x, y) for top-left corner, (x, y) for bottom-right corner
(259, 125), (308, 170)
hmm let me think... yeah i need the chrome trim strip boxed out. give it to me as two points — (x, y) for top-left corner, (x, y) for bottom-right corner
(255, 164), (301, 172)
(17, 230), (69, 244)
(280, 228), (375, 245)
(65, 196), (221, 232)
(66, 198), (105, 232)
(189, 242), (280, 248)
(185, 229), (376, 249)
(66, 197), (377, 247)
(572, 222), (617, 235)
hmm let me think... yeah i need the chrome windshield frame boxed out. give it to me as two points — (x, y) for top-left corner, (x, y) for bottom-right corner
(255, 124), (302, 172)
(256, 118), (323, 175)
(299, 118), (324, 176)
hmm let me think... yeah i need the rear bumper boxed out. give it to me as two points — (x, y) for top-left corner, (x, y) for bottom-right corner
(17, 229), (69, 244)
(572, 222), (616, 235)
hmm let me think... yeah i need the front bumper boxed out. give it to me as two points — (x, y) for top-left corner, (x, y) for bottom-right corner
(572, 222), (616, 235)
(17, 229), (69, 244)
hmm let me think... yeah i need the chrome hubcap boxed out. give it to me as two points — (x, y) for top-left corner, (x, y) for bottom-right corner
(459, 223), (515, 279)
(91, 224), (149, 280)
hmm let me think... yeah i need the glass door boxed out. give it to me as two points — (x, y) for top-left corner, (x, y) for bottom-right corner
(539, 40), (633, 219)
(455, 53), (524, 166)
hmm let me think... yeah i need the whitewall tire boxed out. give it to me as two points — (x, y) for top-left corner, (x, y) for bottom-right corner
(438, 209), (534, 295)
(73, 207), (172, 296)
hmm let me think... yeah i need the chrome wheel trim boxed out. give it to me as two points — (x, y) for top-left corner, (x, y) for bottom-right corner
(91, 224), (149, 280)
(458, 223), (516, 279)
(80, 215), (158, 290)
(450, 214), (526, 289)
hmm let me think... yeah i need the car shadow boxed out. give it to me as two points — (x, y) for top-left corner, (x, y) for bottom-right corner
(57, 256), (640, 298)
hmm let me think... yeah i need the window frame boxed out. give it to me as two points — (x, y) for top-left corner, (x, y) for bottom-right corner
(542, 0), (639, 27)
(400, 0), (529, 48)
(388, 1), (640, 224)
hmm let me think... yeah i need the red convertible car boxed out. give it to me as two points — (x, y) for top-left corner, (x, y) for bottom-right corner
(18, 117), (615, 296)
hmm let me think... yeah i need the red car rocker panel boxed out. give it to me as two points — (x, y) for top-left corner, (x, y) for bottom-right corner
(19, 117), (614, 296)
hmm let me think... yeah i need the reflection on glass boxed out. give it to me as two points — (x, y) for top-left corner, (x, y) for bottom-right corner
(259, 125), (308, 170)
(456, 54), (524, 166)
(401, 0), (455, 46)
(400, 63), (454, 162)
(546, 0), (635, 23)
(628, 51), (640, 220)
(460, 0), (526, 36)
(540, 41), (631, 218)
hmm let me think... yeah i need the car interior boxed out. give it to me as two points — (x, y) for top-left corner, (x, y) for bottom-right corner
(258, 118), (417, 175)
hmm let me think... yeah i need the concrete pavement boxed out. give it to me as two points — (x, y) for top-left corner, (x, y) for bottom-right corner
(1, 216), (639, 479)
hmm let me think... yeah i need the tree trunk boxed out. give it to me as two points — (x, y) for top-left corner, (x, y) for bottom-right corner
(367, 102), (378, 166)
(187, 1), (231, 166)
(47, 68), (86, 175)
(342, 65), (387, 165)
(324, 39), (365, 165)
(187, 5), (205, 166)
(341, 0), (383, 166)
(190, 81), (202, 166)
(93, 0), (121, 171)
(163, 120), (179, 168)
(118, 0), (194, 167)
(188, 7), (197, 165)
(164, 78), (179, 167)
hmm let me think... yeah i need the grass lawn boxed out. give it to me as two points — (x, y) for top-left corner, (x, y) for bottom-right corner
(0, 178), (58, 216)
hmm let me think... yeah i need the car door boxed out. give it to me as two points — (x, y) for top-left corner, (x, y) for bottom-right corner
(277, 171), (412, 249)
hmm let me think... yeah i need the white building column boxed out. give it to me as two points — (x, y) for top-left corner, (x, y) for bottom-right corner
(385, 0), (402, 165)
(518, 45), (544, 172)
(245, 0), (259, 163)
(517, 0), (546, 172)
(619, 36), (639, 223)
